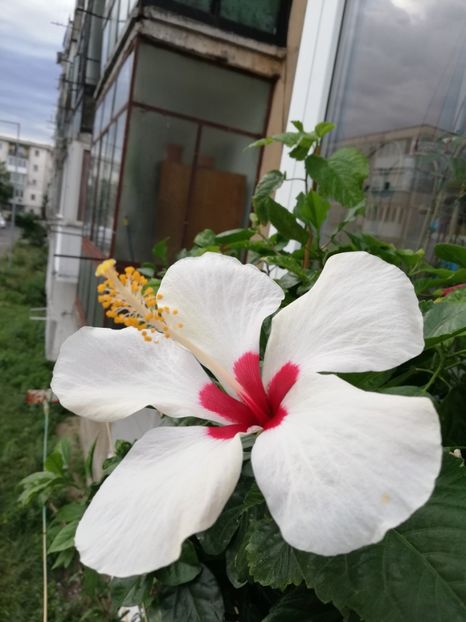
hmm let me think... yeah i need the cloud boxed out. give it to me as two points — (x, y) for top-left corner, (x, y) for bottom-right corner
(0, 0), (75, 144)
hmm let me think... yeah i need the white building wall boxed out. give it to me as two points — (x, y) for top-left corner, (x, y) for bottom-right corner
(0, 135), (53, 216)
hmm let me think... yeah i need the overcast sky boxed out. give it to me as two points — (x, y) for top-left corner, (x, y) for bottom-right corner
(0, 0), (75, 145)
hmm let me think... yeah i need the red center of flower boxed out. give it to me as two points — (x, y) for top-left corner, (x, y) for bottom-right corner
(201, 352), (299, 439)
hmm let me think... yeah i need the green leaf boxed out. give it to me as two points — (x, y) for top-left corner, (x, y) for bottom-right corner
(193, 229), (217, 247)
(262, 255), (309, 280)
(249, 454), (466, 621)
(254, 170), (285, 201)
(55, 502), (85, 523)
(267, 200), (307, 243)
(152, 238), (169, 266)
(295, 191), (331, 230)
(306, 148), (368, 207)
(225, 514), (252, 588)
(262, 589), (343, 622)
(197, 478), (256, 555)
(379, 385), (431, 398)
(435, 243), (466, 268)
(51, 548), (75, 570)
(48, 521), (78, 553)
(314, 121), (336, 139)
(110, 575), (151, 607)
(291, 120), (304, 131)
(338, 370), (393, 391)
(44, 450), (64, 476)
(214, 228), (255, 245)
(84, 439), (97, 482)
(156, 540), (201, 586)
(423, 302), (466, 345)
(156, 565), (224, 622)
(440, 386), (466, 446)
(253, 171), (286, 225)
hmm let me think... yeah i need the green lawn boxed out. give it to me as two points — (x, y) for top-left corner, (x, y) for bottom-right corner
(0, 243), (85, 618)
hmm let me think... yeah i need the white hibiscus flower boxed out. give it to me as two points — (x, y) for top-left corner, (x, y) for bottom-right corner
(51, 251), (441, 578)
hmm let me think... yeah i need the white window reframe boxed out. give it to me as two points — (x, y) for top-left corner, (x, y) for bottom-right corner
(274, 0), (347, 211)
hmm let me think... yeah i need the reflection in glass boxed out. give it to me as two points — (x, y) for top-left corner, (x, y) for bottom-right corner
(113, 52), (134, 115)
(325, 0), (466, 254)
(134, 44), (270, 134)
(220, 0), (282, 34)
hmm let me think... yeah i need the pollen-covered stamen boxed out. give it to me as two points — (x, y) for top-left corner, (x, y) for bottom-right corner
(95, 259), (179, 342)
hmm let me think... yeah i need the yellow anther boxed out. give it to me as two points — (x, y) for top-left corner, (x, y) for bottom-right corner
(97, 283), (106, 293)
(177, 323), (184, 329)
(156, 293), (163, 300)
(172, 309), (178, 315)
(125, 266), (135, 274)
(95, 258), (116, 277)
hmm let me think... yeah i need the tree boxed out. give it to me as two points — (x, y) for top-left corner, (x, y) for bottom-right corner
(0, 162), (13, 208)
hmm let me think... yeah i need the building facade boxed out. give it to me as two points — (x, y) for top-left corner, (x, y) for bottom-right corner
(0, 135), (53, 216)
(46, 0), (305, 363)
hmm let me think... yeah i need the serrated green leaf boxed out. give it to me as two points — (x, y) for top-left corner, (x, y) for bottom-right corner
(379, 385), (431, 398)
(156, 565), (224, 622)
(45, 450), (64, 476)
(315, 121), (336, 139)
(262, 589), (343, 622)
(295, 191), (331, 230)
(51, 547), (75, 570)
(48, 521), (78, 553)
(226, 514), (252, 588)
(435, 243), (466, 268)
(215, 228), (255, 245)
(306, 148), (368, 207)
(291, 120), (304, 131)
(110, 574), (151, 607)
(423, 302), (466, 345)
(156, 540), (201, 586)
(267, 200), (307, 243)
(55, 502), (85, 523)
(193, 229), (216, 247)
(248, 137), (274, 148)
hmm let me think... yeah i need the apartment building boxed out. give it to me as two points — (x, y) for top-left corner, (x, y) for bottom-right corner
(46, 0), (305, 362)
(0, 135), (52, 215)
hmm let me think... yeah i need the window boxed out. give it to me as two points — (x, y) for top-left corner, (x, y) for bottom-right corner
(324, 0), (466, 254)
(30, 193), (36, 201)
(33, 164), (38, 172)
(31, 179), (37, 186)
(35, 149), (40, 157)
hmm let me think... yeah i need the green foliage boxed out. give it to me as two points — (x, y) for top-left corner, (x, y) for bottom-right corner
(15, 211), (47, 247)
(0, 160), (13, 206)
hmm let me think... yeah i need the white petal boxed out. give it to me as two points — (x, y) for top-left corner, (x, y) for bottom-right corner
(252, 373), (441, 556)
(263, 252), (424, 384)
(75, 426), (243, 576)
(51, 326), (226, 424)
(159, 253), (284, 392)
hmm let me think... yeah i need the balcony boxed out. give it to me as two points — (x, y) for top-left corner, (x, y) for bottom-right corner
(142, 0), (291, 46)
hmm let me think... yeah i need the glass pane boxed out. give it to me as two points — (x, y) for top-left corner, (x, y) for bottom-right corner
(174, 0), (211, 10)
(84, 142), (101, 237)
(101, 82), (116, 131)
(325, 0), (466, 254)
(113, 52), (134, 115)
(134, 43), (270, 134)
(100, 111), (127, 254)
(95, 123), (117, 250)
(184, 127), (260, 243)
(114, 107), (198, 262)
(220, 0), (282, 34)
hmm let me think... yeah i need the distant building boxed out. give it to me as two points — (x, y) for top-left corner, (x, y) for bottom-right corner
(0, 135), (53, 216)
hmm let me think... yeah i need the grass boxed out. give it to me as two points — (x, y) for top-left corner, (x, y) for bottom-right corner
(0, 243), (94, 619)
